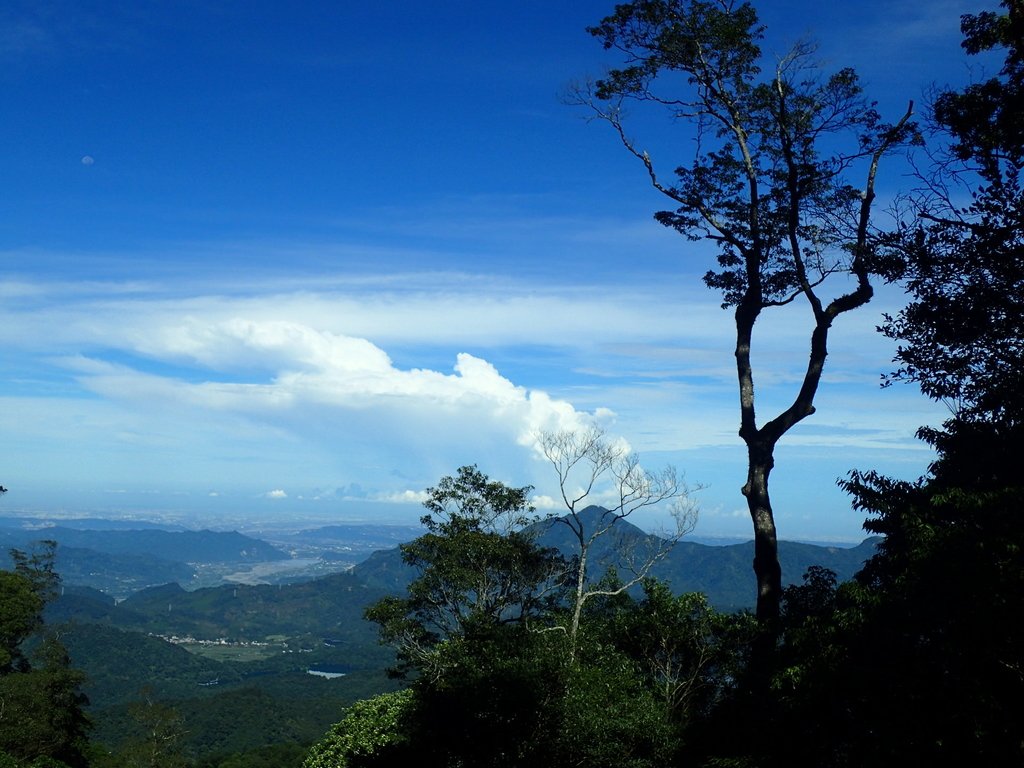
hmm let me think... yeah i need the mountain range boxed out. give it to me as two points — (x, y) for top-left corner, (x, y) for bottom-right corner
(354, 506), (878, 610)
(11, 506), (880, 758)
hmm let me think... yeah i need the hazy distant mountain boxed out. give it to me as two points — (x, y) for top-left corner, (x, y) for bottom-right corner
(543, 506), (878, 609)
(0, 526), (287, 563)
(262, 523), (426, 562)
(110, 571), (390, 642)
(353, 506), (878, 610)
(4, 509), (878, 609)
(0, 540), (198, 599)
(0, 515), (187, 532)
(278, 524), (424, 546)
(53, 546), (196, 595)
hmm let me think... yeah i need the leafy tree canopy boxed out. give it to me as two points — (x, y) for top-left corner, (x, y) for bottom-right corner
(1, 544), (91, 768)
(883, 0), (1023, 427)
(302, 690), (413, 768)
(364, 466), (565, 678)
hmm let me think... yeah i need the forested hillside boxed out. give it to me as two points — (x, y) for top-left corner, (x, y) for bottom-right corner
(0, 528), (291, 598)
(355, 509), (878, 610)
(0, 509), (875, 766)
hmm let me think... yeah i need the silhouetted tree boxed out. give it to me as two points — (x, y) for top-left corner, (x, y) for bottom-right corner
(576, 0), (915, 622)
(1, 543), (91, 767)
(736, 7), (1024, 764)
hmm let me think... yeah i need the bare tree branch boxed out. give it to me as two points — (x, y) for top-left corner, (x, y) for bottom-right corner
(537, 427), (697, 659)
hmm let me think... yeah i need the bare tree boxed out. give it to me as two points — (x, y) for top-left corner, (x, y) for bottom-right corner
(537, 427), (696, 658)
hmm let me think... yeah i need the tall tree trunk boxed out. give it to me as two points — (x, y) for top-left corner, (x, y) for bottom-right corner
(568, 544), (589, 662)
(742, 440), (781, 623)
(736, 299), (785, 625)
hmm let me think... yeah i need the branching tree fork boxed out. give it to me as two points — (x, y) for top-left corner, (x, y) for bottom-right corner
(577, 0), (916, 621)
(538, 427), (696, 657)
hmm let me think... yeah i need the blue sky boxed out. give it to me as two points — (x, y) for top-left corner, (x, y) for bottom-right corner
(1, 1), (987, 539)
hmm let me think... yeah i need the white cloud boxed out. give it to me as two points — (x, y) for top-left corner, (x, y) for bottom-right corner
(263, 489), (287, 499)
(374, 490), (431, 505)
(0, 265), (937, 540)
(60, 313), (603, 452)
(529, 494), (562, 511)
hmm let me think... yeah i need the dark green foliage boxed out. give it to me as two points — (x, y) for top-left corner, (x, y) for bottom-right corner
(333, 468), (760, 767)
(62, 619), (397, 759)
(97, 681), (389, 765)
(42, 560), (401, 764)
(324, 580), (753, 768)
(365, 466), (565, 677)
(45, 587), (134, 628)
(116, 691), (189, 768)
(43, 564), (397, 763)
(0, 651), (90, 767)
(850, 14), (1024, 758)
(150, 688), (297, 762)
(555, 652), (677, 768)
(350, 620), (695, 768)
(392, 630), (568, 767)
(8, 542), (61, 604)
(837, 465), (1022, 765)
(815, 13), (1024, 757)
(197, 742), (308, 768)
(0, 545), (91, 768)
(60, 624), (231, 710)
(0, 753), (79, 768)
(612, 580), (756, 721)
(0, 569), (43, 673)
(882, 0), (1023, 426)
(386, 521), (560, 636)
(779, 564), (837, 626)
(707, 437), (1024, 767)
(41, 495), (861, 765)
(302, 690), (412, 768)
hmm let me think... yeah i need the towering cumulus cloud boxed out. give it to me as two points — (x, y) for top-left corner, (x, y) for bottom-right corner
(77, 317), (597, 441)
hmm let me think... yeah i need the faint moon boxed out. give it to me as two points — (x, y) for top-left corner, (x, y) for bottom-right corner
(80, 155), (95, 166)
